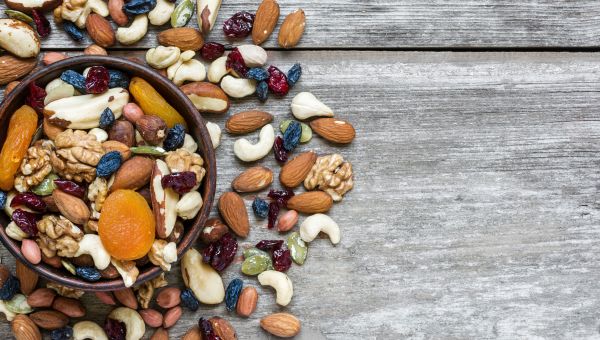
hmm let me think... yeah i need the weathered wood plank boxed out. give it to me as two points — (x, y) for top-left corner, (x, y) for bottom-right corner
(2, 1), (600, 49)
(2, 51), (600, 338)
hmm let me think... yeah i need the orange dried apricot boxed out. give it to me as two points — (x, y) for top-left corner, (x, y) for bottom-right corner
(128, 77), (187, 129)
(98, 189), (155, 260)
(0, 105), (38, 191)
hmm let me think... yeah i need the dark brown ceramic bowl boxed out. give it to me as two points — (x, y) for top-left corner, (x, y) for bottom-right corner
(0, 56), (216, 291)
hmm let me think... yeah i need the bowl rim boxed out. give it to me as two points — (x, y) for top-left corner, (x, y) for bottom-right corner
(0, 55), (217, 291)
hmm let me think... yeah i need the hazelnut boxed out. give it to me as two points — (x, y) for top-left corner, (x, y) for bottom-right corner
(136, 115), (167, 145)
(200, 218), (229, 243)
(108, 120), (135, 147)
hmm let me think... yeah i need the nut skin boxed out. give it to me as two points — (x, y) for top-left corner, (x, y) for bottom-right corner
(110, 156), (154, 192)
(163, 306), (182, 328)
(179, 82), (230, 114)
(26, 288), (56, 308)
(260, 313), (301, 338)
(11, 315), (41, 340)
(231, 166), (273, 193)
(42, 52), (68, 65)
(16, 260), (38, 295)
(225, 110), (273, 135)
(108, 0), (129, 26)
(276, 210), (298, 232)
(108, 120), (136, 147)
(286, 191), (333, 214)
(201, 218), (229, 243)
(139, 309), (163, 328)
(84, 44), (108, 55)
(29, 310), (69, 330)
(43, 118), (65, 141)
(150, 327), (169, 340)
(52, 189), (91, 225)
(182, 326), (201, 340)
(114, 288), (138, 309)
(86, 14), (116, 48)
(278, 9), (306, 49)
(310, 118), (356, 144)
(218, 192), (250, 238)
(158, 28), (204, 51)
(52, 296), (86, 318)
(236, 287), (258, 317)
(136, 115), (167, 145)
(210, 316), (238, 340)
(102, 140), (132, 161)
(0, 55), (37, 85)
(95, 291), (117, 305)
(252, 0), (280, 45)
(280, 151), (317, 188)
(156, 287), (181, 309)
(5, 81), (20, 95)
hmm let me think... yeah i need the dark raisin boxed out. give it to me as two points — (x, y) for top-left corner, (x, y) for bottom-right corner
(123, 0), (157, 16)
(256, 80), (268, 102)
(62, 21), (84, 41)
(202, 233), (238, 272)
(283, 121), (301, 151)
(53, 180), (85, 198)
(201, 42), (225, 61)
(287, 63), (302, 86)
(225, 48), (248, 77)
(246, 68), (269, 81)
(163, 124), (186, 151)
(0, 274), (20, 300)
(96, 151), (122, 177)
(10, 192), (47, 213)
(85, 66), (110, 94)
(256, 240), (284, 252)
(252, 197), (268, 218)
(273, 136), (288, 163)
(25, 82), (46, 114)
(267, 65), (289, 96)
(222, 11), (255, 38)
(198, 318), (219, 340)
(267, 201), (279, 229)
(0, 191), (7, 209)
(272, 247), (292, 272)
(60, 70), (86, 93)
(108, 69), (130, 89)
(180, 288), (199, 311)
(225, 278), (243, 311)
(51, 326), (73, 340)
(76, 266), (102, 281)
(161, 171), (196, 194)
(104, 318), (126, 340)
(99, 107), (115, 129)
(31, 10), (50, 38)
(268, 189), (295, 203)
(12, 209), (38, 236)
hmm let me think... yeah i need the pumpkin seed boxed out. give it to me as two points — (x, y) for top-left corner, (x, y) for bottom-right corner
(171, 0), (194, 28)
(286, 231), (307, 265)
(32, 173), (58, 196)
(280, 119), (312, 143)
(241, 255), (270, 276)
(243, 247), (270, 259)
(130, 146), (166, 156)
(5, 294), (32, 314)
(4, 10), (33, 24)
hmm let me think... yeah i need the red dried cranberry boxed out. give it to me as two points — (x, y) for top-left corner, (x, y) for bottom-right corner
(267, 66), (289, 96)
(272, 247), (292, 272)
(54, 180), (85, 198)
(201, 42), (225, 61)
(85, 66), (110, 94)
(222, 11), (255, 38)
(273, 136), (288, 163)
(198, 318), (221, 340)
(32, 10), (50, 38)
(12, 209), (38, 236)
(161, 171), (197, 194)
(268, 189), (295, 204)
(225, 48), (248, 77)
(10, 193), (46, 213)
(202, 233), (238, 272)
(256, 239), (283, 251)
(104, 318), (126, 340)
(25, 82), (46, 114)
(267, 201), (279, 229)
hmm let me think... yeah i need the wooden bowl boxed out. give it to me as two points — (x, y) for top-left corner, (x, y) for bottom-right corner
(0, 56), (216, 291)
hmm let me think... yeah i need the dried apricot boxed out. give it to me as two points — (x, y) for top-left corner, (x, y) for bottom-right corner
(128, 77), (187, 129)
(98, 189), (155, 260)
(0, 105), (38, 191)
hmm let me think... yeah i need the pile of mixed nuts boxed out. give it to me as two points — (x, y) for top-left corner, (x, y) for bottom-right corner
(0, 0), (356, 338)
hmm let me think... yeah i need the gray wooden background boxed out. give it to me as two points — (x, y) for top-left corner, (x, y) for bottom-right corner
(2, 1), (600, 339)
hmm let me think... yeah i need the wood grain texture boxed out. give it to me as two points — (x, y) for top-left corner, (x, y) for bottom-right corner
(4, 1), (600, 49)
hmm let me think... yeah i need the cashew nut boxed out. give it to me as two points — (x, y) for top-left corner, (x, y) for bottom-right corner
(0, 300), (16, 321)
(171, 59), (206, 86)
(299, 213), (340, 245)
(73, 321), (108, 340)
(148, 0), (174, 25)
(257, 270), (293, 306)
(145, 45), (180, 70)
(89, 128), (108, 142)
(73, 0), (110, 28)
(73, 234), (111, 270)
(237, 44), (267, 67)
(116, 14), (148, 45)
(111, 258), (139, 288)
(108, 307), (145, 340)
(233, 124), (274, 162)
(0, 19), (40, 58)
(220, 75), (256, 98)
(206, 121), (221, 149)
(181, 248), (224, 304)
(207, 56), (228, 83)
(166, 50), (194, 79)
(291, 92), (334, 120)
(6, 221), (28, 241)
(176, 191), (203, 219)
(182, 134), (198, 153)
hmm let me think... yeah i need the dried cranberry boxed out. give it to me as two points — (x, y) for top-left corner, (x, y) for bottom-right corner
(161, 171), (197, 194)
(54, 180), (85, 198)
(32, 10), (50, 38)
(12, 209), (38, 236)
(256, 240), (283, 251)
(198, 318), (221, 340)
(10, 193), (46, 212)
(268, 189), (295, 203)
(85, 66), (110, 94)
(272, 247), (292, 272)
(267, 66), (289, 96)
(222, 11), (254, 38)
(104, 318), (126, 340)
(25, 82), (46, 114)
(202, 233), (238, 272)
(273, 136), (288, 163)
(267, 201), (279, 229)
(201, 42), (225, 61)
(225, 48), (248, 77)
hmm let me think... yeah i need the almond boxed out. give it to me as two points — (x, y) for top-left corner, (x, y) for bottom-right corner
(84, 44), (108, 55)
(5, 81), (20, 95)
(110, 156), (154, 192)
(86, 14), (115, 48)
(156, 287), (181, 309)
(0, 54), (36, 85)
(209, 316), (237, 340)
(150, 328), (169, 340)
(182, 326), (201, 340)
(231, 166), (273, 193)
(310, 118), (355, 144)
(158, 28), (204, 51)
(42, 118), (65, 141)
(236, 287), (258, 317)
(280, 151), (317, 188)
(102, 140), (132, 160)
(163, 306), (182, 328)
(260, 312), (301, 338)
(52, 296), (85, 318)
(29, 310), (69, 330)
(180, 82), (230, 114)
(108, 0), (128, 26)
(201, 218), (229, 243)
(114, 288), (138, 309)
(278, 9), (305, 49)
(286, 191), (333, 213)
(252, 0), (280, 45)
(11, 315), (41, 340)
(15, 260), (38, 295)
(218, 192), (249, 238)
(52, 189), (90, 225)
(226, 110), (273, 135)
(26, 288), (56, 308)
(42, 52), (68, 65)
(140, 309), (164, 328)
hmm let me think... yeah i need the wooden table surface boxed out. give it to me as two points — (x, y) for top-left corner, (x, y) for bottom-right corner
(1, 1), (600, 339)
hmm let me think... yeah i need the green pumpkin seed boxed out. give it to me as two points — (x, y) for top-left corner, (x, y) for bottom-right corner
(280, 119), (312, 143)
(286, 231), (307, 265)
(61, 260), (76, 275)
(241, 255), (270, 276)
(243, 247), (270, 259)
(130, 146), (166, 156)
(5, 294), (32, 314)
(171, 0), (194, 28)
(5, 10), (33, 24)
(32, 173), (58, 196)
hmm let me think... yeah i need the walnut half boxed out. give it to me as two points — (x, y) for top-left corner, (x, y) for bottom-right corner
(304, 154), (354, 202)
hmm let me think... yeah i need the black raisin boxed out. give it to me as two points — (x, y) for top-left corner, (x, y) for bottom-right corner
(99, 107), (115, 129)
(163, 124), (185, 151)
